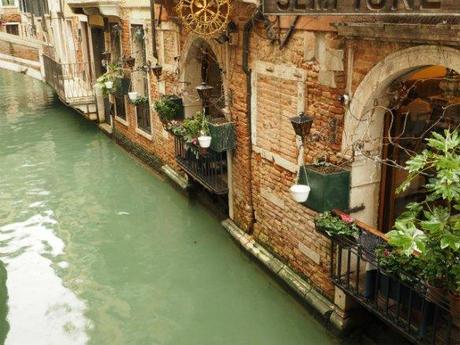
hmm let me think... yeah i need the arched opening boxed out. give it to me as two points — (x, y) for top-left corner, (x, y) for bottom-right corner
(378, 66), (460, 231)
(181, 38), (224, 119)
(343, 46), (460, 228)
(177, 37), (231, 217)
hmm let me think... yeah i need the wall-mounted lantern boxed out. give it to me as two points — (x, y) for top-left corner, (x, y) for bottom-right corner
(196, 82), (214, 116)
(151, 63), (163, 80)
(196, 82), (214, 101)
(289, 112), (314, 203)
(101, 51), (111, 67)
(440, 69), (460, 98)
(289, 112), (313, 141)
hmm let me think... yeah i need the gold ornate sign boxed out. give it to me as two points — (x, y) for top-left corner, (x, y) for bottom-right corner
(263, 0), (460, 16)
(176, 0), (232, 37)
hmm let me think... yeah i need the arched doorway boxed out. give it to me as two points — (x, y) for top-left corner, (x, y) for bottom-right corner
(343, 46), (460, 229)
(178, 37), (233, 218)
(379, 66), (460, 231)
(180, 38), (225, 119)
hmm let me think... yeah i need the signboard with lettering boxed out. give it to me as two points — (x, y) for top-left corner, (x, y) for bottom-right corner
(262, 0), (460, 16)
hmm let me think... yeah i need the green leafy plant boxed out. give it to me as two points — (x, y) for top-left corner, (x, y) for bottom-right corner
(375, 246), (423, 285)
(153, 96), (181, 123)
(171, 112), (209, 143)
(96, 63), (124, 95)
(314, 212), (360, 239)
(130, 96), (149, 106)
(387, 130), (460, 293)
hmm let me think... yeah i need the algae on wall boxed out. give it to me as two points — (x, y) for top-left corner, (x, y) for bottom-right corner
(0, 260), (9, 344)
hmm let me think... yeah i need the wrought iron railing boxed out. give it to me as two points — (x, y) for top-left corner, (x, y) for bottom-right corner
(325, 211), (455, 345)
(174, 136), (228, 195)
(43, 55), (94, 103)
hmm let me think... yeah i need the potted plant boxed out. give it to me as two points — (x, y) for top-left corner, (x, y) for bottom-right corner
(387, 130), (460, 327)
(298, 162), (350, 212)
(153, 95), (184, 123)
(130, 96), (149, 106)
(314, 212), (360, 245)
(96, 63), (123, 95)
(197, 113), (211, 148)
(373, 246), (424, 301)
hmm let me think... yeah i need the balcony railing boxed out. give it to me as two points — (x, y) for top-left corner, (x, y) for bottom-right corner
(325, 211), (455, 345)
(174, 136), (228, 195)
(43, 55), (94, 105)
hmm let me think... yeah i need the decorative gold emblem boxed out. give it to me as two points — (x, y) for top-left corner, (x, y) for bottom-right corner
(176, 0), (232, 37)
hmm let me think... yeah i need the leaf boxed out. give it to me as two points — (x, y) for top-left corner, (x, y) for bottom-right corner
(406, 150), (429, 173)
(420, 207), (449, 234)
(440, 232), (460, 251)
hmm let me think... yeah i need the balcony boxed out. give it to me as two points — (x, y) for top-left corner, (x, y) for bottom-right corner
(322, 211), (456, 345)
(174, 136), (228, 195)
(43, 55), (95, 108)
(66, 0), (121, 17)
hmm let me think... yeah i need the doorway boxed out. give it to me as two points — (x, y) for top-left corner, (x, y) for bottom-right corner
(378, 66), (460, 231)
(90, 27), (105, 79)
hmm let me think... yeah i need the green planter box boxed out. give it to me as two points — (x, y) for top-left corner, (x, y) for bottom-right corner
(209, 118), (236, 152)
(299, 164), (350, 212)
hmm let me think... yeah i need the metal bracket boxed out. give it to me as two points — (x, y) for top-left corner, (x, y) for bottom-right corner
(343, 204), (365, 214)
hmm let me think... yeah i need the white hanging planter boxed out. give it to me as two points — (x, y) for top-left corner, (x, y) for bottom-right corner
(290, 184), (311, 203)
(105, 81), (113, 89)
(128, 92), (138, 101)
(198, 136), (212, 148)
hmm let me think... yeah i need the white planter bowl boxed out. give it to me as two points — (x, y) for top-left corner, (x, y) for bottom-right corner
(128, 92), (138, 101)
(290, 184), (311, 203)
(198, 136), (212, 148)
(105, 81), (113, 89)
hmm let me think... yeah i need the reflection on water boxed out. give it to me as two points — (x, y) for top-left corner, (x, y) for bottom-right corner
(0, 213), (89, 345)
(0, 69), (340, 345)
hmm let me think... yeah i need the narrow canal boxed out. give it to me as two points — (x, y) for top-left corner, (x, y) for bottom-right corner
(0, 69), (397, 345)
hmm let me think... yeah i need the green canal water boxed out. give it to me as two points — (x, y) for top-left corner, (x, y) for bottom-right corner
(0, 69), (405, 345)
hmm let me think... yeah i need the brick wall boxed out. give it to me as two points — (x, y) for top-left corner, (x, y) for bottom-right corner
(107, 3), (453, 300)
(0, 40), (39, 62)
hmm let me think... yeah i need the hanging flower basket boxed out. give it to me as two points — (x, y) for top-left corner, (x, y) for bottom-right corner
(128, 91), (138, 102)
(298, 164), (350, 212)
(290, 184), (311, 203)
(198, 135), (212, 148)
(208, 118), (236, 152)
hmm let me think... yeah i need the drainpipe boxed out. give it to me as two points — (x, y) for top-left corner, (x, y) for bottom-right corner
(150, 0), (158, 61)
(242, 9), (261, 233)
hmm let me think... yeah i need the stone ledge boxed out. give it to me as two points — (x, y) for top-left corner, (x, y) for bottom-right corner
(161, 164), (189, 190)
(222, 218), (351, 333)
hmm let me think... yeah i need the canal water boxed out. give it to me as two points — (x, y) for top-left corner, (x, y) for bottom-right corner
(0, 69), (405, 345)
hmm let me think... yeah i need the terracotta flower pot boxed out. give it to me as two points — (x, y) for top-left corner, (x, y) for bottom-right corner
(449, 292), (460, 329)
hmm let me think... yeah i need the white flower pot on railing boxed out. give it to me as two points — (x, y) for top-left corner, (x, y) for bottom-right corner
(128, 92), (138, 101)
(290, 184), (311, 203)
(105, 81), (113, 89)
(198, 136), (212, 148)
